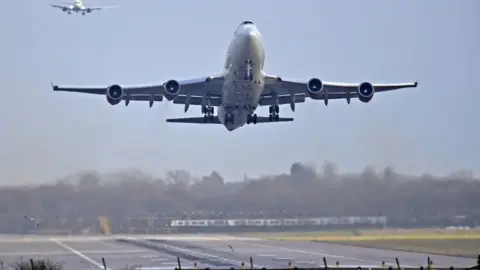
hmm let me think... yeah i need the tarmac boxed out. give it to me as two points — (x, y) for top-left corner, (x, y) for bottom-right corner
(0, 234), (475, 269)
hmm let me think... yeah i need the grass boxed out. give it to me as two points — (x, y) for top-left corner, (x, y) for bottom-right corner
(1, 257), (64, 270)
(324, 239), (480, 258)
(242, 228), (480, 258)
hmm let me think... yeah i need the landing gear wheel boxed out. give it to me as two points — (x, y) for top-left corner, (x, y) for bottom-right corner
(203, 115), (208, 123)
(269, 114), (273, 121)
(209, 107), (214, 114)
(275, 114), (279, 121)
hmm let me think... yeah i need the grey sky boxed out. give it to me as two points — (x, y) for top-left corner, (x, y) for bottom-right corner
(1, 0), (478, 185)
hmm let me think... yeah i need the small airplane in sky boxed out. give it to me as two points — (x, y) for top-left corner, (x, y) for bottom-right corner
(51, 0), (118, 15)
(51, 21), (419, 131)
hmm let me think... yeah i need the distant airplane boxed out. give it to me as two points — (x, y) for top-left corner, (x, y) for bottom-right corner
(51, 21), (419, 131)
(51, 0), (118, 15)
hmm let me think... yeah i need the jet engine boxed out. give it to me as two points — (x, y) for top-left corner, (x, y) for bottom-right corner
(357, 82), (375, 103)
(163, 80), (181, 100)
(106, 84), (123, 105)
(307, 78), (323, 94)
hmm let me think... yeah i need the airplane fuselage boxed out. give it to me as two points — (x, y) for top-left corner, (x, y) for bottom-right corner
(217, 23), (266, 131)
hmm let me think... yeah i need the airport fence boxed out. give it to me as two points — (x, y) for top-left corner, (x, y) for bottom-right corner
(104, 254), (480, 270)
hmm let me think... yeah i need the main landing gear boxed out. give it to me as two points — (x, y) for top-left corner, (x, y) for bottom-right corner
(202, 106), (215, 123)
(268, 105), (280, 121)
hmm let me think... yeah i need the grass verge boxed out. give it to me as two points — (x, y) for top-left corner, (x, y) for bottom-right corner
(320, 239), (480, 258)
(1, 257), (64, 270)
(242, 229), (480, 258)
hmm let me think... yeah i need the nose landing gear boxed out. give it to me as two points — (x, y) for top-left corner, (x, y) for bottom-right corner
(247, 113), (257, 124)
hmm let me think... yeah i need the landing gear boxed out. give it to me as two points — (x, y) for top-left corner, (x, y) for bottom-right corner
(224, 113), (234, 124)
(247, 114), (258, 124)
(82, 12), (85, 15)
(202, 106), (215, 123)
(268, 105), (280, 121)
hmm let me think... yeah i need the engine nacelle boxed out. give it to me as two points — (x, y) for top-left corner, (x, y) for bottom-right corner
(163, 80), (181, 100)
(106, 84), (123, 105)
(307, 78), (324, 98)
(358, 82), (375, 103)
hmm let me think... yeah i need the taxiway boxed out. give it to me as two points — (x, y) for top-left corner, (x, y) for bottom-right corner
(0, 234), (474, 269)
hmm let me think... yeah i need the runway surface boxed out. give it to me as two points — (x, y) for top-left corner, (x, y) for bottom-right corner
(0, 234), (475, 269)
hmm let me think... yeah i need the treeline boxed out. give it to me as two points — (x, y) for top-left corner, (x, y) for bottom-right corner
(0, 162), (479, 232)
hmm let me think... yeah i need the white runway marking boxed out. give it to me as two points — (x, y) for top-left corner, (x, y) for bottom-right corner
(151, 258), (169, 261)
(295, 260), (316, 264)
(0, 249), (148, 256)
(257, 254), (276, 257)
(135, 267), (177, 270)
(274, 257), (294, 260)
(51, 239), (111, 270)
(161, 262), (178, 265)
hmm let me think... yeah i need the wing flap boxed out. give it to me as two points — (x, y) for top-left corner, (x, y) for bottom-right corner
(172, 95), (222, 107)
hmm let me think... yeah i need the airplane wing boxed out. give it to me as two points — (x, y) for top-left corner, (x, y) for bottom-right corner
(262, 74), (418, 105)
(166, 116), (293, 124)
(51, 4), (69, 9)
(51, 75), (225, 107)
(85, 5), (119, 11)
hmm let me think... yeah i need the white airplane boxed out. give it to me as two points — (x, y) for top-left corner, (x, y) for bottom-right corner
(51, 0), (118, 15)
(51, 21), (419, 131)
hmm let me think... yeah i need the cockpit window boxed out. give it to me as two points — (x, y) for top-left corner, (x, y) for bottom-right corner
(241, 21), (254, 25)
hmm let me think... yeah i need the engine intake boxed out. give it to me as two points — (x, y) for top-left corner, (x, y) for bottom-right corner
(164, 80), (181, 96)
(307, 78), (323, 94)
(106, 84), (123, 105)
(358, 82), (374, 103)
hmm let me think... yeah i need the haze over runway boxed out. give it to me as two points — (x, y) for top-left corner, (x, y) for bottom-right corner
(0, 0), (479, 185)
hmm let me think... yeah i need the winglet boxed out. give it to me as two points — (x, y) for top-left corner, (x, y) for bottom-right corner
(51, 82), (58, 91)
(414, 78), (419, 87)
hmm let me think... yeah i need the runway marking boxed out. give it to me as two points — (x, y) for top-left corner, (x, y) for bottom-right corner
(0, 249), (147, 256)
(151, 258), (169, 261)
(51, 239), (111, 270)
(241, 242), (416, 267)
(274, 257), (294, 260)
(135, 267), (177, 270)
(160, 242), (266, 268)
(257, 254), (276, 257)
(294, 260), (315, 264)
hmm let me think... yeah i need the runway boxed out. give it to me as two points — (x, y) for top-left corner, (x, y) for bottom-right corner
(0, 234), (475, 269)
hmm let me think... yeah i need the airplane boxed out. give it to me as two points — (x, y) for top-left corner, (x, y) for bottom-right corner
(51, 21), (419, 131)
(51, 0), (118, 15)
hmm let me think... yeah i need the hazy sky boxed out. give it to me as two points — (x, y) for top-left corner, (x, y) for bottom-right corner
(0, 0), (478, 185)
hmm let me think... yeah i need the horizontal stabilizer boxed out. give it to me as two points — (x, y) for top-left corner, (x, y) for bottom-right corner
(255, 116), (294, 123)
(166, 117), (222, 124)
(166, 116), (294, 124)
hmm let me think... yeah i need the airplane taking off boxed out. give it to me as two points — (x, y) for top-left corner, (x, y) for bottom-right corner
(51, 21), (419, 131)
(51, 0), (118, 15)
